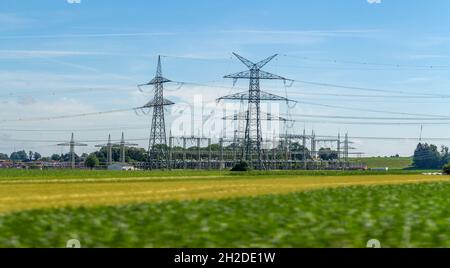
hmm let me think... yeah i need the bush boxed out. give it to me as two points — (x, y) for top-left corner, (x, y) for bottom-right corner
(231, 161), (250, 172)
(443, 164), (450, 175)
(85, 154), (99, 170)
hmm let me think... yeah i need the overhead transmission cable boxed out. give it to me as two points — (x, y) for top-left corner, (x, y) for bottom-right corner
(0, 107), (139, 123)
(281, 54), (450, 70)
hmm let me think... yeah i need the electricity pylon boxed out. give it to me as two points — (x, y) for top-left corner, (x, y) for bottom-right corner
(218, 53), (293, 169)
(115, 132), (138, 164)
(139, 56), (175, 169)
(58, 133), (87, 169)
(95, 134), (114, 165)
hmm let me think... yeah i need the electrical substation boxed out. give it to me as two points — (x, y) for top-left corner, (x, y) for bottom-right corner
(36, 53), (368, 171)
(10, 53), (368, 171)
(128, 54), (364, 171)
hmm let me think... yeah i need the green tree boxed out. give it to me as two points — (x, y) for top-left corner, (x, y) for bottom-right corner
(231, 161), (250, 172)
(290, 142), (311, 161)
(94, 147), (148, 164)
(51, 154), (61, 161)
(443, 163), (450, 175)
(0, 153), (9, 160)
(318, 148), (338, 161)
(207, 144), (221, 151)
(62, 153), (81, 163)
(413, 143), (441, 169)
(33, 152), (42, 161)
(85, 154), (99, 170)
(10, 150), (28, 161)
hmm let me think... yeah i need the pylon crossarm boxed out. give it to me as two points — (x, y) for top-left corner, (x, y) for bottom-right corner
(73, 143), (88, 147)
(223, 112), (293, 122)
(112, 143), (139, 147)
(217, 91), (248, 101)
(258, 70), (287, 80)
(145, 76), (172, 85)
(281, 134), (314, 139)
(232, 53), (255, 69)
(224, 70), (252, 79)
(125, 143), (139, 146)
(224, 70), (287, 81)
(217, 91), (293, 102)
(255, 54), (278, 69)
(143, 98), (175, 108)
(57, 143), (70, 146)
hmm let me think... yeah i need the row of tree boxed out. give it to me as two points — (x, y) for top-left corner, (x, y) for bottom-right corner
(0, 144), (341, 164)
(413, 143), (450, 169)
(0, 150), (42, 162)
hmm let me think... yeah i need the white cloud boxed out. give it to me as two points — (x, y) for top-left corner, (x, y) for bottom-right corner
(367, 0), (382, 4)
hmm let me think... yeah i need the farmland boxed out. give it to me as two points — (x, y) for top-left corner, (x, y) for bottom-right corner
(0, 169), (448, 248)
(0, 181), (449, 248)
(351, 157), (413, 170)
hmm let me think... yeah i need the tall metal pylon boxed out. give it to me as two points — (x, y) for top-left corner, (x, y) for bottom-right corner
(218, 53), (293, 169)
(95, 134), (114, 165)
(116, 132), (138, 164)
(139, 56), (175, 169)
(58, 133), (87, 169)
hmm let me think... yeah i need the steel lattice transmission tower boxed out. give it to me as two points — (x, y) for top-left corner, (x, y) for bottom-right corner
(139, 56), (175, 169)
(58, 133), (87, 169)
(218, 53), (293, 168)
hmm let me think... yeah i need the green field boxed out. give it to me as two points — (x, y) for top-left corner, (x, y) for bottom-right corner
(0, 169), (448, 248)
(352, 157), (413, 169)
(0, 168), (421, 181)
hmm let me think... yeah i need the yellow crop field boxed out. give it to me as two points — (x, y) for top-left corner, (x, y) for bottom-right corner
(0, 174), (448, 214)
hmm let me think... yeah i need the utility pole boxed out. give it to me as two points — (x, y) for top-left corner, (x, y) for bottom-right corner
(344, 133), (349, 162)
(303, 129), (307, 169)
(58, 133), (87, 169)
(168, 133), (173, 170)
(95, 134), (114, 165)
(115, 132), (138, 164)
(218, 53), (293, 169)
(233, 130), (239, 162)
(337, 133), (341, 162)
(139, 56), (175, 169)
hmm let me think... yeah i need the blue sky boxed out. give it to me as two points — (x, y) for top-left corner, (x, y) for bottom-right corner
(1, 0), (450, 156)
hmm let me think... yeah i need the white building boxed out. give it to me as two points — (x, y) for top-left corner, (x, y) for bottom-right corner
(107, 163), (136, 171)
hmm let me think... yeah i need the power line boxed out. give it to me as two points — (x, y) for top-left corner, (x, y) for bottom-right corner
(0, 86), (136, 99)
(173, 80), (450, 103)
(0, 107), (139, 124)
(0, 126), (147, 133)
(297, 101), (450, 118)
(292, 119), (450, 126)
(163, 54), (450, 71)
(290, 79), (450, 98)
(281, 54), (450, 69)
(317, 135), (450, 142)
(285, 91), (450, 99)
(288, 114), (450, 121)
(5, 135), (450, 145)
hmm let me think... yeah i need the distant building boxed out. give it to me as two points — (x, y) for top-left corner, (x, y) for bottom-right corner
(107, 163), (136, 171)
(0, 160), (13, 168)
